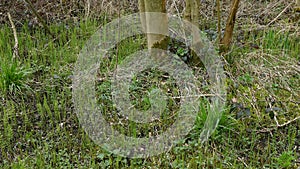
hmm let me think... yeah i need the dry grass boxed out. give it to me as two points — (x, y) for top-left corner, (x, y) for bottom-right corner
(231, 49), (300, 127)
(1, 0), (298, 25)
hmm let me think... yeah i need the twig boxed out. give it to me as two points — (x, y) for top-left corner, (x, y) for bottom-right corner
(257, 116), (300, 133)
(257, 0), (284, 18)
(7, 12), (19, 60)
(237, 156), (248, 168)
(85, 0), (91, 20)
(267, 2), (292, 26)
(277, 116), (300, 127)
(171, 94), (226, 99)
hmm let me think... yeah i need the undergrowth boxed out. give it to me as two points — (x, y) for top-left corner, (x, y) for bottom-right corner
(0, 12), (299, 169)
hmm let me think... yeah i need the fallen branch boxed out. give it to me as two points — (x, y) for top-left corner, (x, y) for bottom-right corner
(7, 12), (19, 60)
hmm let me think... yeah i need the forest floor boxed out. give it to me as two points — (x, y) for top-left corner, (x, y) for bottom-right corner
(0, 0), (299, 168)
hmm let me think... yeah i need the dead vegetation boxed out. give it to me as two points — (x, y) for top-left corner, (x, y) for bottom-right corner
(1, 1), (298, 26)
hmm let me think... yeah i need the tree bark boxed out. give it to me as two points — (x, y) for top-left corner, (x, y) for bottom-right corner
(184, 0), (199, 27)
(183, 0), (203, 66)
(138, 0), (168, 50)
(295, 0), (300, 12)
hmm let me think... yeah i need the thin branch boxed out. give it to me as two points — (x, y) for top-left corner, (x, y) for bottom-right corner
(7, 12), (19, 60)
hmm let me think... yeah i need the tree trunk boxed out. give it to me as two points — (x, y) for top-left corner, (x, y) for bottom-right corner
(220, 0), (240, 53)
(138, 0), (168, 50)
(184, 0), (203, 66)
(184, 0), (199, 27)
(295, 0), (300, 12)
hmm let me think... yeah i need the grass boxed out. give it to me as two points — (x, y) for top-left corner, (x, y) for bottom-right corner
(0, 15), (299, 168)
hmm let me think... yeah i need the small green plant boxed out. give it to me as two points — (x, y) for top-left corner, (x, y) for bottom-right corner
(238, 73), (254, 86)
(176, 47), (189, 57)
(0, 60), (31, 94)
(275, 151), (295, 168)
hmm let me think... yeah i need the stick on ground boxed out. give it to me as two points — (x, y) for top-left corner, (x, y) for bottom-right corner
(7, 12), (19, 60)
